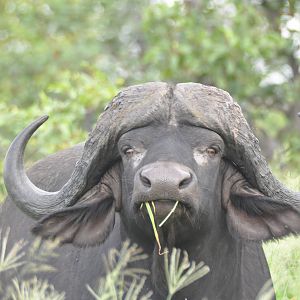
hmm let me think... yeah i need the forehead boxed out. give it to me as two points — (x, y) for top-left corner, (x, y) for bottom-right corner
(119, 124), (224, 146)
(113, 82), (233, 138)
(110, 83), (236, 152)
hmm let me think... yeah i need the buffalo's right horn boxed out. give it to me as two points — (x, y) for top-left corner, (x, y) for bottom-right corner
(4, 116), (70, 219)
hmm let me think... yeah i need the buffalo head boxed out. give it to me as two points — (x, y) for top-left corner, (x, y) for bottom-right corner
(4, 82), (300, 249)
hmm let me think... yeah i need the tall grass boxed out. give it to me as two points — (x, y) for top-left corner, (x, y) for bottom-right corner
(1, 233), (210, 300)
(263, 173), (300, 300)
(86, 241), (152, 300)
(0, 227), (64, 300)
(264, 236), (300, 300)
(6, 277), (64, 300)
(1, 225), (299, 300)
(87, 241), (209, 300)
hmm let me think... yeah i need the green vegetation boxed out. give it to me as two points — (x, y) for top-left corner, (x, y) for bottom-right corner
(0, 236), (209, 300)
(264, 236), (300, 300)
(0, 228), (63, 299)
(264, 175), (300, 300)
(0, 228), (298, 300)
(87, 242), (209, 300)
(144, 201), (167, 256)
(163, 248), (209, 300)
(5, 277), (65, 300)
(86, 241), (152, 300)
(0, 0), (299, 299)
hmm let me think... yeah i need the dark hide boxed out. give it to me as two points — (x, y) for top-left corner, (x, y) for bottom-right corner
(2, 124), (299, 300)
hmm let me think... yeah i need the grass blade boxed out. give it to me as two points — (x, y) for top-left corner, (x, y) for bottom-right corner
(159, 201), (179, 227)
(145, 202), (167, 255)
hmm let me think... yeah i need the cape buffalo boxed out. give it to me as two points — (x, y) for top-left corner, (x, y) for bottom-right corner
(1, 82), (300, 300)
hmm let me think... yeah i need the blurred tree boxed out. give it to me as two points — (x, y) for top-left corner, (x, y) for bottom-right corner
(0, 0), (149, 106)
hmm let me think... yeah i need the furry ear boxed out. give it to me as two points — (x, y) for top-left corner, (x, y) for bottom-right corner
(222, 165), (300, 241)
(32, 163), (122, 247)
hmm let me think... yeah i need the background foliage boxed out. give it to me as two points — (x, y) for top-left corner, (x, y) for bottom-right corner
(0, 0), (299, 299)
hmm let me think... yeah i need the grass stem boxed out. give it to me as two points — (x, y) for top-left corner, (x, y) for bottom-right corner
(159, 201), (179, 227)
(145, 202), (167, 255)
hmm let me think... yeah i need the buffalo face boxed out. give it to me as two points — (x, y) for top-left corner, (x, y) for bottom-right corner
(118, 124), (226, 246)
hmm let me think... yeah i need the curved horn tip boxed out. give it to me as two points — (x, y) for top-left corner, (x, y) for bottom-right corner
(36, 115), (49, 125)
(6, 115), (50, 153)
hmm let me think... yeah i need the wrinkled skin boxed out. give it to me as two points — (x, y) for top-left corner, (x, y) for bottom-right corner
(4, 121), (298, 299)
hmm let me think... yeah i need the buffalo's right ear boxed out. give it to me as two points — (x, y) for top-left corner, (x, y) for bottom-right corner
(32, 163), (122, 247)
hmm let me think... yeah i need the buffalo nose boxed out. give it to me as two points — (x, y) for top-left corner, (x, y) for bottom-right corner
(139, 162), (194, 190)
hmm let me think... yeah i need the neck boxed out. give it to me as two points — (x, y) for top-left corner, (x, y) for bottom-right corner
(120, 218), (271, 300)
(151, 223), (242, 299)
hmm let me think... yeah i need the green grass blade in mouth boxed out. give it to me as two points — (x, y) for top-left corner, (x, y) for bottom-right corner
(159, 201), (179, 228)
(151, 201), (156, 214)
(145, 202), (167, 256)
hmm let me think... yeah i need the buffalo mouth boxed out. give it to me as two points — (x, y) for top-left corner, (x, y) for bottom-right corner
(136, 199), (191, 218)
(136, 199), (194, 253)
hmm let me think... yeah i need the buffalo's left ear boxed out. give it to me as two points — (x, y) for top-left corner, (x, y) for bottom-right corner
(32, 163), (122, 247)
(223, 165), (300, 241)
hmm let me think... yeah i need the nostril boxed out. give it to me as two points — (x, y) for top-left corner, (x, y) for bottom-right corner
(140, 172), (151, 188)
(178, 172), (193, 189)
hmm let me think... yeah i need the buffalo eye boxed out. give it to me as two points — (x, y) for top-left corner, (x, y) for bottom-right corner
(206, 147), (218, 157)
(123, 147), (135, 157)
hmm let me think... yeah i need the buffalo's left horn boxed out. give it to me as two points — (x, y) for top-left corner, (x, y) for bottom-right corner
(4, 116), (70, 219)
(4, 83), (172, 219)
